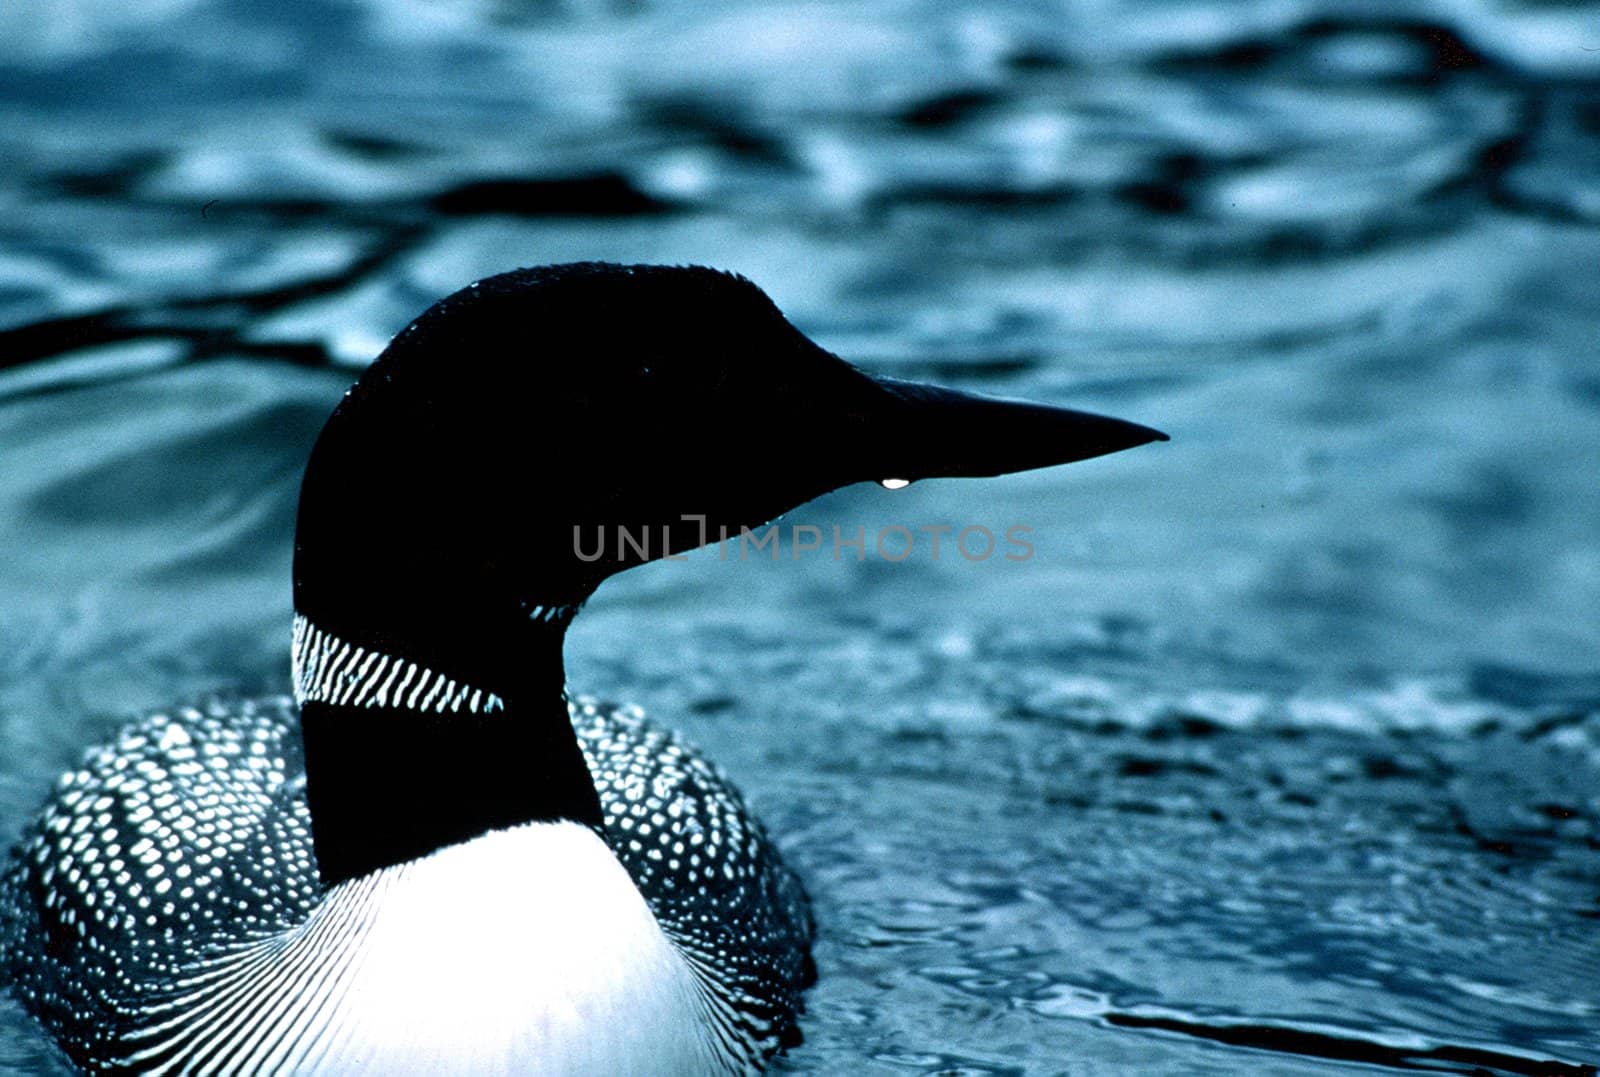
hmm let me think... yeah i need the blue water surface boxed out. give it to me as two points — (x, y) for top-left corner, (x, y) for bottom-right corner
(1, 0), (1598, 1072)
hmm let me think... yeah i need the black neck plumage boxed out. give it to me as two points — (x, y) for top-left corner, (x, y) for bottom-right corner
(293, 614), (602, 887)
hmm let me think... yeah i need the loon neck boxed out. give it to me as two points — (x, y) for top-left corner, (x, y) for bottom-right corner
(293, 612), (602, 887)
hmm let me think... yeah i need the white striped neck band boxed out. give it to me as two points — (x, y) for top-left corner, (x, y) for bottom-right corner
(520, 599), (582, 626)
(292, 614), (509, 715)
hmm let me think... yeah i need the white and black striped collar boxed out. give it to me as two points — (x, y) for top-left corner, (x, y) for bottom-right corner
(291, 615), (506, 715)
(521, 600), (581, 626)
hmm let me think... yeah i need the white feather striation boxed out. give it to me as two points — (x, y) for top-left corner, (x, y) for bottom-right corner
(124, 822), (737, 1076)
(292, 615), (505, 715)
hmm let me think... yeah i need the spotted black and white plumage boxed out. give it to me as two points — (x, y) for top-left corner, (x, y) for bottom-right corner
(0, 689), (815, 1073)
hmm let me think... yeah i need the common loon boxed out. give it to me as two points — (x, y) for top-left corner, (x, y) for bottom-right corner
(0, 263), (1164, 1074)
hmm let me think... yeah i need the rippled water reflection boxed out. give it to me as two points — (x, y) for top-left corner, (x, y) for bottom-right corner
(2, 0), (1597, 1072)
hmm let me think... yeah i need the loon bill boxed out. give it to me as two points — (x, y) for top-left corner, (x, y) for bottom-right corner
(1, 262), (1164, 1074)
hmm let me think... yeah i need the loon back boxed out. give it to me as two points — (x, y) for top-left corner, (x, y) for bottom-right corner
(1, 262), (1161, 1073)
(2, 696), (813, 1073)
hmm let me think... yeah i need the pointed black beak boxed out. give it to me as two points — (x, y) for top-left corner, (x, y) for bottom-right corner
(859, 375), (1167, 482)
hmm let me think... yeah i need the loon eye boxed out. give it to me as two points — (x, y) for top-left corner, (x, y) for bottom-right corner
(879, 478), (910, 490)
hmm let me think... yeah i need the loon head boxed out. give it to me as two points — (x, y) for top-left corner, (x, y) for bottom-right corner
(294, 262), (1164, 691)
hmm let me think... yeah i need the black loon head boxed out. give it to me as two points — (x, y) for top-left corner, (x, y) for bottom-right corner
(294, 262), (1164, 695)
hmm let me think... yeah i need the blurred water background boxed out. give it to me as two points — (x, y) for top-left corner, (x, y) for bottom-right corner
(2, 0), (1599, 1072)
